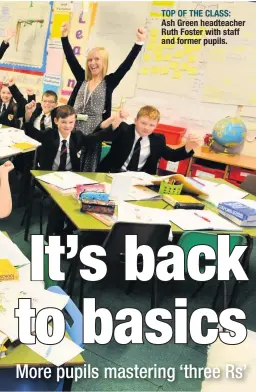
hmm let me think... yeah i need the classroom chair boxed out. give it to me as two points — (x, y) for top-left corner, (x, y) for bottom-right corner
(69, 222), (172, 311)
(0, 286), (83, 392)
(240, 174), (256, 196)
(176, 231), (247, 311)
(100, 143), (111, 161)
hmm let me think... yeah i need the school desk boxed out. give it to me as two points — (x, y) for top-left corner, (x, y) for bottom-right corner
(167, 143), (256, 180)
(30, 171), (256, 307)
(30, 170), (256, 237)
(0, 233), (85, 392)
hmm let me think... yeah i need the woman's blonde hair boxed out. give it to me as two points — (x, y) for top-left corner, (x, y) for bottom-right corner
(85, 47), (109, 81)
(136, 105), (161, 122)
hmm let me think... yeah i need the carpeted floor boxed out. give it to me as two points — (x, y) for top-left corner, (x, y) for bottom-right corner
(1, 174), (255, 391)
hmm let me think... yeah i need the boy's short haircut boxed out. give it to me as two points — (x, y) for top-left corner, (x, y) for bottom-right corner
(42, 90), (58, 102)
(136, 105), (160, 122)
(55, 105), (76, 120)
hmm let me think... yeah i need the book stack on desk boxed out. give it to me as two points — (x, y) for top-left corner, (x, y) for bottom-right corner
(218, 200), (256, 227)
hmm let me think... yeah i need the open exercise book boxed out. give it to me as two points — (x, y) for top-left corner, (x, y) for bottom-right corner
(168, 209), (241, 231)
(36, 171), (97, 190)
(0, 127), (41, 157)
(109, 172), (208, 196)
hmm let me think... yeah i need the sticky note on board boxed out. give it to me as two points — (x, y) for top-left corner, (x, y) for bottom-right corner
(51, 13), (70, 39)
(150, 28), (159, 37)
(188, 66), (197, 75)
(188, 54), (197, 63)
(143, 53), (151, 62)
(163, 53), (172, 61)
(174, 50), (184, 58)
(139, 67), (149, 75)
(152, 66), (160, 74)
(172, 70), (181, 79)
(149, 36), (157, 44)
(180, 63), (189, 71)
(154, 52), (163, 61)
(170, 62), (179, 69)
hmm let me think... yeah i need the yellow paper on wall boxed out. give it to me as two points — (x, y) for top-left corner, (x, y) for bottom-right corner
(12, 142), (35, 150)
(51, 13), (70, 39)
(173, 70), (181, 79)
(170, 62), (178, 69)
(140, 67), (149, 75)
(143, 53), (151, 62)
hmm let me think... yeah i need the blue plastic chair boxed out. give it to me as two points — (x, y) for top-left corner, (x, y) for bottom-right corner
(0, 286), (84, 392)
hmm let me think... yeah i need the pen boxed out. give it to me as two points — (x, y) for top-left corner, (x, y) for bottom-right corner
(45, 346), (52, 358)
(194, 212), (211, 223)
(15, 263), (30, 269)
(192, 178), (205, 186)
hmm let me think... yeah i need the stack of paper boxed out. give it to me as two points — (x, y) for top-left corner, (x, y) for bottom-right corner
(36, 171), (97, 190)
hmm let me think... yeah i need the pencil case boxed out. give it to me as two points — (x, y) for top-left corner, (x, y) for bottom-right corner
(79, 191), (109, 202)
(81, 200), (115, 215)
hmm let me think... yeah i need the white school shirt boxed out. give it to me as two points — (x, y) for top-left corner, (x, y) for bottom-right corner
(122, 130), (150, 171)
(52, 132), (72, 171)
(33, 112), (52, 131)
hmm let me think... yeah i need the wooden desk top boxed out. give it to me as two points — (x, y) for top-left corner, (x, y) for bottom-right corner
(168, 142), (256, 171)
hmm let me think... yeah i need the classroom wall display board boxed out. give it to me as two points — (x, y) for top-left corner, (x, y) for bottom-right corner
(0, 1), (52, 72)
(87, 1), (151, 105)
(137, 1), (256, 107)
(202, 2), (256, 106)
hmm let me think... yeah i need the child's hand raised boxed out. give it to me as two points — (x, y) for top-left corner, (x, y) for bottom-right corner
(119, 109), (129, 119)
(0, 161), (14, 177)
(185, 134), (201, 153)
(25, 100), (36, 121)
(26, 88), (34, 96)
(8, 77), (15, 87)
(61, 22), (69, 37)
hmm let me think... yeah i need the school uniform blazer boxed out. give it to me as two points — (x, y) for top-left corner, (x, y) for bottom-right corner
(0, 99), (18, 127)
(98, 122), (194, 174)
(61, 36), (143, 121)
(24, 122), (117, 171)
(8, 84), (36, 119)
(0, 41), (9, 60)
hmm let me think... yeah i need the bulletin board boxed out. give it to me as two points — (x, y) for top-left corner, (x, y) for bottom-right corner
(88, 1), (151, 104)
(0, 1), (52, 71)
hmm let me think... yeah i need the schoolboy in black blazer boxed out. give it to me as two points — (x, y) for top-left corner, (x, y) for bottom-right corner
(97, 106), (200, 174)
(24, 103), (117, 236)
